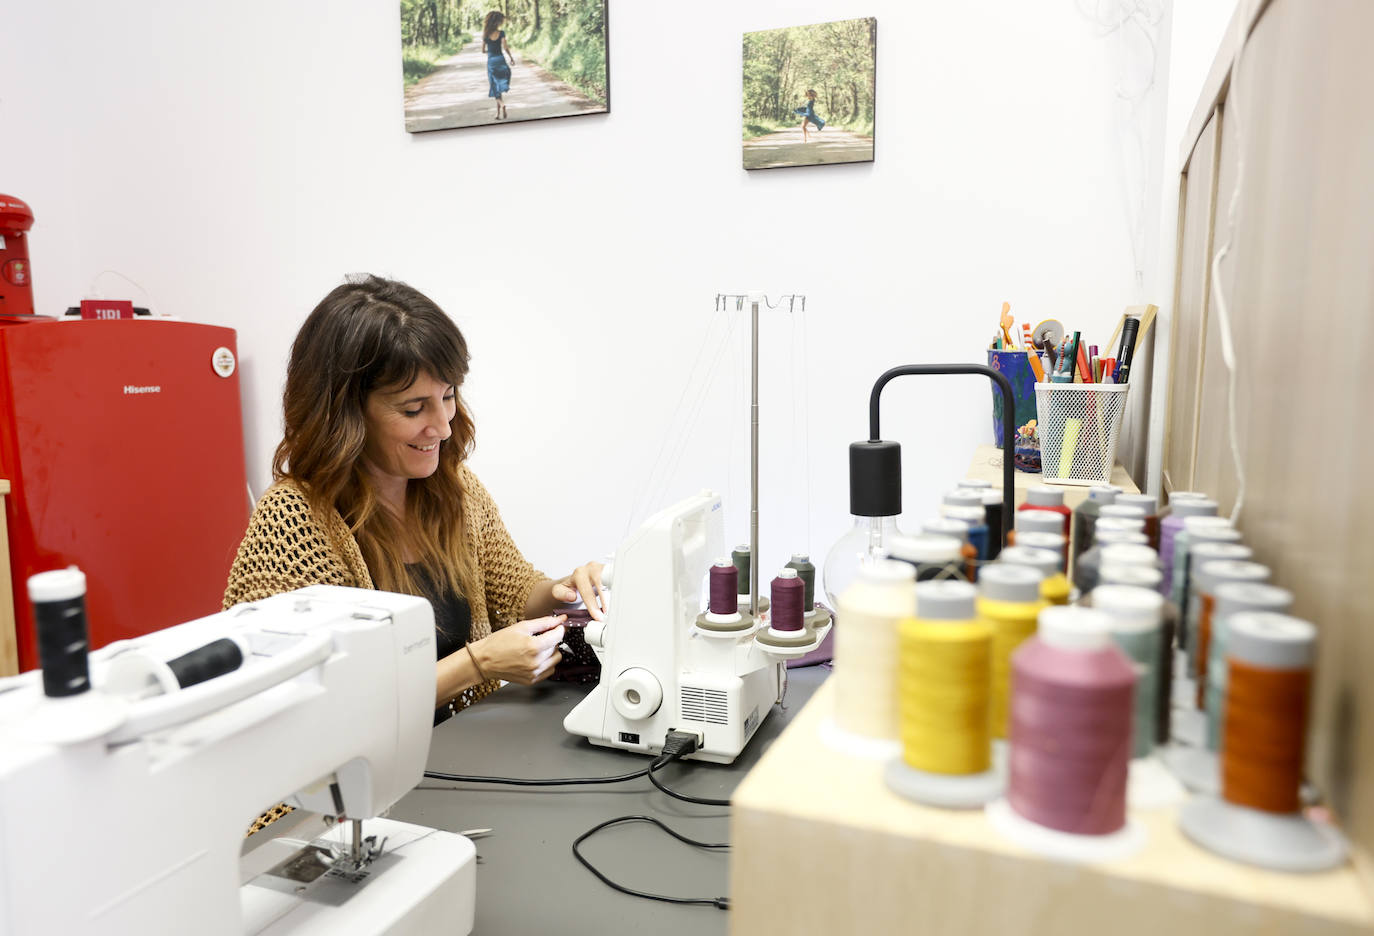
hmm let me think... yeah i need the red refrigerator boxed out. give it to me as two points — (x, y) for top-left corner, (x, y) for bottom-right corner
(0, 318), (249, 671)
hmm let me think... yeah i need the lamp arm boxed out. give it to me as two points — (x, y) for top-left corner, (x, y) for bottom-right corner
(866, 364), (1016, 549)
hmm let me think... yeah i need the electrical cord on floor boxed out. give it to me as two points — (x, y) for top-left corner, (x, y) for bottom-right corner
(648, 746), (732, 807)
(571, 815), (730, 910)
(423, 755), (670, 787)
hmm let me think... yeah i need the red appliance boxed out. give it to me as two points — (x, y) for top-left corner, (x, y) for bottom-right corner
(0, 195), (35, 318)
(0, 318), (249, 671)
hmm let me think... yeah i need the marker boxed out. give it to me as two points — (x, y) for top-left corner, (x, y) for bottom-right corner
(1116, 317), (1140, 384)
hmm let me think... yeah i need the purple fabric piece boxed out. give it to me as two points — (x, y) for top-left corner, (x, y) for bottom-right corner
(548, 608), (601, 684)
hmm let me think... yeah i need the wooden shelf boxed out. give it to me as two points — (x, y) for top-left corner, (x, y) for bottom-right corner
(965, 445), (1139, 513)
(730, 680), (1373, 935)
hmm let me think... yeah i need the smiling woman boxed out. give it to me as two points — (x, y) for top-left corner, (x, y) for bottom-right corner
(223, 275), (607, 719)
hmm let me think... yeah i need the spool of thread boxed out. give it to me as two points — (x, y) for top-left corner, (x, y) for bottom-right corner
(1178, 611), (1347, 872)
(1220, 613), (1315, 814)
(834, 560), (917, 740)
(1099, 504), (1146, 525)
(1020, 485), (1071, 540)
(28, 567), (92, 699)
(1099, 543), (1158, 569)
(974, 488), (1006, 560)
(942, 489), (983, 510)
(1070, 486), (1119, 573)
(887, 534), (965, 582)
(1008, 606), (1136, 835)
(1205, 583), (1293, 751)
(1173, 518), (1240, 611)
(1160, 491), (1210, 515)
(1014, 509), (1066, 537)
(1013, 532), (1066, 572)
(959, 479), (993, 491)
(1099, 564), (1162, 588)
(1073, 519), (1145, 595)
(976, 563), (1045, 739)
(708, 559), (739, 615)
(922, 518), (978, 582)
(943, 504), (989, 562)
(1000, 546), (1069, 606)
(998, 545), (1059, 579)
(1093, 585), (1165, 758)
(898, 581), (991, 774)
(769, 568), (806, 634)
(1179, 536), (1248, 655)
(1159, 497), (1218, 597)
(1116, 493), (1160, 551)
(1190, 559), (1269, 707)
(731, 544), (752, 599)
(785, 553), (817, 612)
(1095, 530), (1149, 546)
(1097, 564), (1173, 743)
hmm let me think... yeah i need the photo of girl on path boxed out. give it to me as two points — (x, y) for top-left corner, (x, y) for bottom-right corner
(401, 0), (609, 133)
(794, 89), (825, 142)
(483, 10), (514, 120)
(743, 18), (876, 170)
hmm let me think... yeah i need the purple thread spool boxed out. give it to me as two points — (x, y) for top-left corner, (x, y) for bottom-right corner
(770, 569), (805, 633)
(1008, 606), (1136, 835)
(709, 559), (738, 616)
(1159, 497), (1217, 596)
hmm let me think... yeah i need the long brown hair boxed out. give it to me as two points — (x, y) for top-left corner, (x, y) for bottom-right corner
(483, 10), (504, 37)
(273, 274), (477, 600)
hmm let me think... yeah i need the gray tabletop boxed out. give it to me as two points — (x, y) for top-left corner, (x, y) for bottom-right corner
(388, 664), (829, 936)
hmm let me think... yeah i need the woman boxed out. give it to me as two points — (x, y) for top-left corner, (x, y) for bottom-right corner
(223, 275), (605, 720)
(483, 10), (514, 120)
(794, 89), (826, 143)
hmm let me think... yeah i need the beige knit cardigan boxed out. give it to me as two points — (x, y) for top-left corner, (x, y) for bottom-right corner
(223, 464), (546, 709)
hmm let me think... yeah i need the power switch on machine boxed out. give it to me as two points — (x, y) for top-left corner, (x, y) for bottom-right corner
(0, 194), (35, 317)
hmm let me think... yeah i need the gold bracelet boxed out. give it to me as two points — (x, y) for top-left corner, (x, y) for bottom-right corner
(465, 644), (489, 683)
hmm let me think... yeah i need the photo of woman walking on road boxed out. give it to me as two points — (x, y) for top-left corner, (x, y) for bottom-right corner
(794, 89), (825, 142)
(400, 0), (610, 134)
(483, 10), (514, 120)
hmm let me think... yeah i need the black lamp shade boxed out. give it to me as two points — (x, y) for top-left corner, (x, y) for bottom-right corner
(849, 440), (902, 517)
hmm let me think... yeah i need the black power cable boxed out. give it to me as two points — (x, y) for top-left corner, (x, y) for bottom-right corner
(571, 815), (730, 910)
(422, 755), (669, 787)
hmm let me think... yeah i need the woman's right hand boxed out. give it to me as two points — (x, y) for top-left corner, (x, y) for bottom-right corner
(470, 616), (565, 685)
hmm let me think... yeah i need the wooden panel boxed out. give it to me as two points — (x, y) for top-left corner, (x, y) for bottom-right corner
(0, 480), (13, 677)
(731, 682), (1374, 935)
(1175, 0), (1374, 877)
(1162, 113), (1221, 494)
(1189, 99), (1239, 514)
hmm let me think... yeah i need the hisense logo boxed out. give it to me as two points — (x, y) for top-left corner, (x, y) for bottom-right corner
(122, 385), (161, 395)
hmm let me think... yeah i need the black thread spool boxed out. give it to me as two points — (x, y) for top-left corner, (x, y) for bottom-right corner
(27, 568), (92, 698)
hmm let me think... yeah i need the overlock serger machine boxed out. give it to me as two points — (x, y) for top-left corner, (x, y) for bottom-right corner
(0, 576), (475, 936)
(563, 491), (831, 764)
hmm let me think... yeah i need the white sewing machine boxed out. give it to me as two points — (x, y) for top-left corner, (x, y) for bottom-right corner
(0, 584), (475, 936)
(563, 490), (829, 764)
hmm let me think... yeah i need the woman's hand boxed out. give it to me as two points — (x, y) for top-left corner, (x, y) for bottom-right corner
(551, 561), (607, 620)
(470, 616), (565, 685)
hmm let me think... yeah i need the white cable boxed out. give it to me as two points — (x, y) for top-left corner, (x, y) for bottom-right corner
(89, 269), (158, 312)
(1206, 24), (1249, 527)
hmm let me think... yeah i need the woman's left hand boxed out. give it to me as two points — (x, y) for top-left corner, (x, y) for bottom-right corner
(552, 561), (606, 620)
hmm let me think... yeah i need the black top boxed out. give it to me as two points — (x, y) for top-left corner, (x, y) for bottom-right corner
(407, 564), (472, 660)
(483, 30), (505, 58)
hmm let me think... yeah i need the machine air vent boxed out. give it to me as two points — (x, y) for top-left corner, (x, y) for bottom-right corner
(679, 686), (729, 725)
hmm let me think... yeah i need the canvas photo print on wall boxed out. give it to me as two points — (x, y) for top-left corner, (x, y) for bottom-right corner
(401, 0), (609, 132)
(742, 17), (876, 170)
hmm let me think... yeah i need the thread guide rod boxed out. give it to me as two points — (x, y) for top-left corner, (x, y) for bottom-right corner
(716, 292), (806, 616)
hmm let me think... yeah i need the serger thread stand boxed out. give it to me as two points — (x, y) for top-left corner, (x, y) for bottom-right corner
(714, 293), (807, 614)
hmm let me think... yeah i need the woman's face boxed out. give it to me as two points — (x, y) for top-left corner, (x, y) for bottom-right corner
(361, 372), (456, 484)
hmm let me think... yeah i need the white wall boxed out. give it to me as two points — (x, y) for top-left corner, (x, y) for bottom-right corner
(2, 1), (1177, 589)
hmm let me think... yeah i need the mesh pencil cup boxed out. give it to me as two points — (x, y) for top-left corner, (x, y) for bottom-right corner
(1034, 383), (1131, 486)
